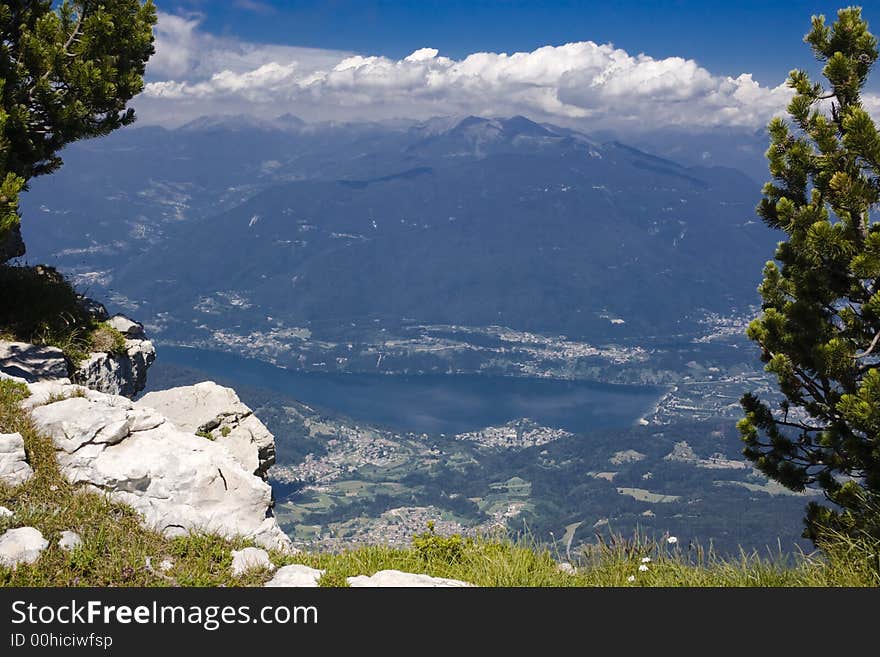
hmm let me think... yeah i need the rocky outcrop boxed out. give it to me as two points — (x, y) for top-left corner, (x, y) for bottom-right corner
(0, 432), (34, 487)
(0, 224), (25, 263)
(76, 295), (109, 322)
(2, 330), (293, 555)
(0, 319), (155, 400)
(72, 315), (156, 399)
(230, 547), (274, 576)
(264, 564), (324, 587)
(263, 566), (473, 588)
(136, 382), (275, 479)
(73, 340), (155, 399)
(19, 383), (74, 410)
(0, 342), (68, 383)
(106, 314), (144, 338)
(30, 386), (293, 553)
(346, 570), (473, 587)
(0, 527), (48, 568)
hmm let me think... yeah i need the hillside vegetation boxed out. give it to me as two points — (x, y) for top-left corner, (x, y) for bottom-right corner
(2, 379), (877, 587)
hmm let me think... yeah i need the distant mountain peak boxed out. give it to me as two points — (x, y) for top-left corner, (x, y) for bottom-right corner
(179, 113), (307, 134)
(275, 113), (307, 128)
(448, 115), (552, 139)
(178, 114), (273, 132)
(454, 115), (495, 129)
(499, 115), (554, 137)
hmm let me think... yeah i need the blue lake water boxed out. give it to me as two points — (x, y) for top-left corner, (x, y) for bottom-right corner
(149, 346), (665, 435)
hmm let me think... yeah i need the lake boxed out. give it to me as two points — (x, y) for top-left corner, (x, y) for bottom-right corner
(147, 345), (665, 435)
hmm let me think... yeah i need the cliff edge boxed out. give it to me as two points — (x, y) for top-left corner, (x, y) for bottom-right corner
(0, 310), (293, 554)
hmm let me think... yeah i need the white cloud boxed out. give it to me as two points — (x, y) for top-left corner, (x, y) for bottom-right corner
(137, 12), (803, 130)
(148, 12), (200, 79)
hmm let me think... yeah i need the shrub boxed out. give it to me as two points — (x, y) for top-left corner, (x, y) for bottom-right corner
(89, 323), (127, 355)
(412, 521), (468, 565)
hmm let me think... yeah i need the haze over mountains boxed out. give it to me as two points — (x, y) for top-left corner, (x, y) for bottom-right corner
(15, 113), (814, 553)
(20, 114), (773, 350)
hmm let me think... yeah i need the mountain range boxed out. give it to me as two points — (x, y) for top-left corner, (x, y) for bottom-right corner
(19, 114), (774, 350)
(11, 114), (809, 553)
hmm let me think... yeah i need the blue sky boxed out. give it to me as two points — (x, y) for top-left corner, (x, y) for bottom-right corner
(161, 1), (873, 86)
(139, 1), (880, 129)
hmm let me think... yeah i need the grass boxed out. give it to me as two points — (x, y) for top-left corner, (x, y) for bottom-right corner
(0, 264), (126, 367)
(276, 528), (879, 587)
(1, 377), (878, 587)
(43, 387), (87, 405)
(89, 322), (127, 356)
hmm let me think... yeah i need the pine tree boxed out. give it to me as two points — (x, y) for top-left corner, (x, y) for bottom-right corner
(0, 1), (156, 249)
(739, 6), (880, 541)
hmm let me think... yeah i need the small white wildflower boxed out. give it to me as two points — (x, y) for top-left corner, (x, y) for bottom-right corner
(49, 485), (58, 492)
(667, 536), (678, 545)
(627, 575), (636, 582)
(638, 564), (649, 572)
(640, 557), (652, 563)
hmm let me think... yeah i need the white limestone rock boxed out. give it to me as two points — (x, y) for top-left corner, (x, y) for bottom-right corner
(19, 381), (93, 410)
(250, 519), (294, 554)
(0, 342), (68, 383)
(106, 314), (145, 339)
(0, 527), (48, 568)
(0, 432), (33, 486)
(58, 531), (82, 552)
(0, 371), (28, 386)
(136, 382), (275, 479)
(264, 564), (325, 587)
(0, 333), (153, 401)
(346, 570), (473, 587)
(72, 338), (156, 399)
(231, 547), (275, 576)
(0, 506), (12, 518)
(30, 391), (294, 554)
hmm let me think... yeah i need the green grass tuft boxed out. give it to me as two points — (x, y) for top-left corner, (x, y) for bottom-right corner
(88, 323), (127, 356)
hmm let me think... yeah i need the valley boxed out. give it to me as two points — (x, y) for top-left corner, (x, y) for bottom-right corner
(15, 113), (810, 559)
(144, 323), (808, 559)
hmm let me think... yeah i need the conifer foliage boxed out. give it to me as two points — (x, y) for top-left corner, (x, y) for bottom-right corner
(0, 1), (156, 244)
(740, 6), (880, 541)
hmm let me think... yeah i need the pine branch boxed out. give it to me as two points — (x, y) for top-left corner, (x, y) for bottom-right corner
(854, 330), (880, 358)
(774, 418), (826, 432)
(61, 5), (85, 55)
(42, 5), (85, 81)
